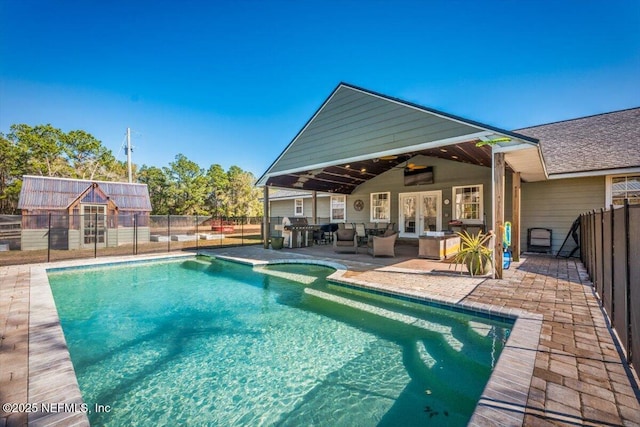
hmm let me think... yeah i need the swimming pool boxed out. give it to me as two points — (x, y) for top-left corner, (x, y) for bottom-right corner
(48, 258), (512, 426)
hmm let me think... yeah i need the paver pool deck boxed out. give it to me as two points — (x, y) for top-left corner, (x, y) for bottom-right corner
(1, 246), (639, 426)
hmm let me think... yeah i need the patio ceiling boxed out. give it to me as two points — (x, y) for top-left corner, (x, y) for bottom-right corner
(258, 83), (545, 194)
(265, 140), (508, 194)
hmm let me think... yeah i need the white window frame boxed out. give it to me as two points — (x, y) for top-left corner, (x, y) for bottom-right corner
(606, 174), (640, 207)
(330, 195), (346, 222)
(370, 192), (390, 222)
(452, 184), (483, 224)
(294, 198), (304, 216)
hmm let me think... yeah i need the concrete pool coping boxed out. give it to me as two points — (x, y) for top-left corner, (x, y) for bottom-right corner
(23, 252), (536, 426)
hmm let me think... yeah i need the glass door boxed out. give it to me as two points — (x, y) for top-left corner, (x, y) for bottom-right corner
(399, 191), (441, 237)
(82, 205), (106, 247)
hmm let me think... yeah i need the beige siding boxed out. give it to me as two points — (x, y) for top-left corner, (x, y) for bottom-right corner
(269, 197), (330, 221)
(20, 230), (49, 251)
(69, 230), (81, 249)
(270, 155), (510, 234)
(521, 176), (605, 254)
(270, 87), (482, 173)
(352, 155), (499, 227)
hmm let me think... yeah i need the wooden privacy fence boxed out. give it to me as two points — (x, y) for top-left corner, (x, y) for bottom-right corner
(580, 200), (639, 369)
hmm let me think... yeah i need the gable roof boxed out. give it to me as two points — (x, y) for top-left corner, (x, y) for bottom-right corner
(516, 107), (640, 178)
(18, 176), (152, 211)
(258, 82), (543, 191)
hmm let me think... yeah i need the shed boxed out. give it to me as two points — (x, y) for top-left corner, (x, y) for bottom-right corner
(17, 175), (152, 250)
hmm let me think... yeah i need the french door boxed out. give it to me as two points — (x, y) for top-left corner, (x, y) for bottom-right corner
(82, 204), (106, 247)
(399, 191), (442, 238)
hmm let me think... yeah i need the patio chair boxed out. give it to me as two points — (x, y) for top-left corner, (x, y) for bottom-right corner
(333, 228), (358, 253)
(354, 223), (367, 245)
(367, 231), (398, 257)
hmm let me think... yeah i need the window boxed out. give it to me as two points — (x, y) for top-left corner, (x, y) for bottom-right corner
(608, 175), (640, 206)
(452, 185), (483, 222)
(330, 195), (346, 222)
(370, 192), (390, 222)
(294, 198), (304, 216)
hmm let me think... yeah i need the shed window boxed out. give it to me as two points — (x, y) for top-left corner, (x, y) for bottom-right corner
(370, 192), (390, 222)
(608, 174), (640, 206)
(330, 196), (346, 222)
(452, 185), (483, 222)
(294, 198), (304, 216)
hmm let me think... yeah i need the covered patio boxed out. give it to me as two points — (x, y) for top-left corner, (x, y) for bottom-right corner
(257, 83), (547, 278)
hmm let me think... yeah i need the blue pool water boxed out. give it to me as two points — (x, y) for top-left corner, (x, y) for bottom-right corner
(48, 258), (512, 426)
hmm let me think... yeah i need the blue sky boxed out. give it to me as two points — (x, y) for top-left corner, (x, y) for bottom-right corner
(1, 0), (639, 177)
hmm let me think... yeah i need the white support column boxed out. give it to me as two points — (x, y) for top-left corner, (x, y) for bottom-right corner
(512, 172), (521, 262)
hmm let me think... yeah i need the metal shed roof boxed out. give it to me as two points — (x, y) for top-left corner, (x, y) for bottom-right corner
(18, 176), (152, 211)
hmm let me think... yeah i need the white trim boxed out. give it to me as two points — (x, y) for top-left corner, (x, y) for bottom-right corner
(605, 173), (640, 206)
(549, 167), (640, 180)
(492, 143), (537, 153)
(330, 195), (347, 223)
(294, 198), (304, 216)
(370, 192), (391, 222)
(398, 191), (442, 238)
(452, 184), (484, 224)
(345, 85), (538, 146)
(260, 131), (493, 181)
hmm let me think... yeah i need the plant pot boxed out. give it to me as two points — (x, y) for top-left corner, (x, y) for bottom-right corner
(270, 236), (284, 250)
(465, 257), (490, 276)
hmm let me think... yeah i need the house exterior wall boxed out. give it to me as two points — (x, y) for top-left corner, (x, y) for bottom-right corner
(269, 87), (482, 174)
(521, 176), (605, 254)
(269, 197), (330, 221)
(268, 155), (514, 232)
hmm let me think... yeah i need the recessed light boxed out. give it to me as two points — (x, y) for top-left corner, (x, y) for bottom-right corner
(452, 155), (459, 159)
(440, 148), (448, 153)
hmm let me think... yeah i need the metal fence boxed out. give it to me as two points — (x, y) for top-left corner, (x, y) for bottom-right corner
(580, 200), (639, 369)
(0, 214), (264, 266)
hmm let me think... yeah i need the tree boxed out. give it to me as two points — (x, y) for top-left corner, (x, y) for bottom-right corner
(0, 133), (22, 213)
(205, 164), (229, 217)
(226, 166), (262, 218)
(166, 154), (210, 215)
(62, 130), (121, 180)
(138, 166), (172, 214)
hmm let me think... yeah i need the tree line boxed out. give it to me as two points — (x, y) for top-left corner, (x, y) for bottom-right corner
(0, 124), (262, 217)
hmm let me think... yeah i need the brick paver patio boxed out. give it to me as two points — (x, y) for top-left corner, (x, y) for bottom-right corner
(1, 248), (638, 426)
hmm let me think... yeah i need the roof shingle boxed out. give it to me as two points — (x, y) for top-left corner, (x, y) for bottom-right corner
(515, 107), (640, 176)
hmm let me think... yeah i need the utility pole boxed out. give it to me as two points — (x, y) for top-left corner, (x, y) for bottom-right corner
(126, 127), (132, 183)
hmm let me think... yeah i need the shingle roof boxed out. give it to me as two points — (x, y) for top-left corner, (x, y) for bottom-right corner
(18, 176), (152, 211)
(515, 107), (640, 176)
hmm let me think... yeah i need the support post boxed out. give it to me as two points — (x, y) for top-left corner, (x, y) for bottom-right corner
(493, 152), (505, 279)
(263, 186), (270, 249)
(312, 190), (318, 225)
(512, 172), (521, 262)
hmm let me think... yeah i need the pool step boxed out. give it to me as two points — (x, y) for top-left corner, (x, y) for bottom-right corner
(305, 288), (464, 352)
(305, 288), (492, 390)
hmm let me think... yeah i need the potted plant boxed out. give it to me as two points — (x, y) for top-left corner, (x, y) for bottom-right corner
(451, 230), (493, 276)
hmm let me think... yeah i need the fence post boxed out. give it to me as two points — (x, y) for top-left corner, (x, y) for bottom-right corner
(167, 214), (171, 253)
(599, 208), (604, 306)
(47, 213), (51, 263)
(241, 217), (245, 246)
(610, 205), (615, 320)
(196, 215), (199, 253)
(624, 199), (632, 363)
(135, 214), (138, 255)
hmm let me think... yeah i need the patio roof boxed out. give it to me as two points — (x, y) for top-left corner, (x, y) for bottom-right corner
(257, 83), (546, 193)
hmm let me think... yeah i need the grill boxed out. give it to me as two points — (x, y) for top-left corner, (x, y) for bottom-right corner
(277, 217), (316, 248)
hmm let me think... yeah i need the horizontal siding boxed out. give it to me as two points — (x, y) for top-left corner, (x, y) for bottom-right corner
(521, 176), (605, 254)
(21, 230), (49, 251)
(269, 198), (330, 221)
(270, 87), (480, 173)
(269, 156), (510, 233)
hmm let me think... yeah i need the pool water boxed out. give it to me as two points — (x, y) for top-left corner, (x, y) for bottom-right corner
(48, 258), (512, 426)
